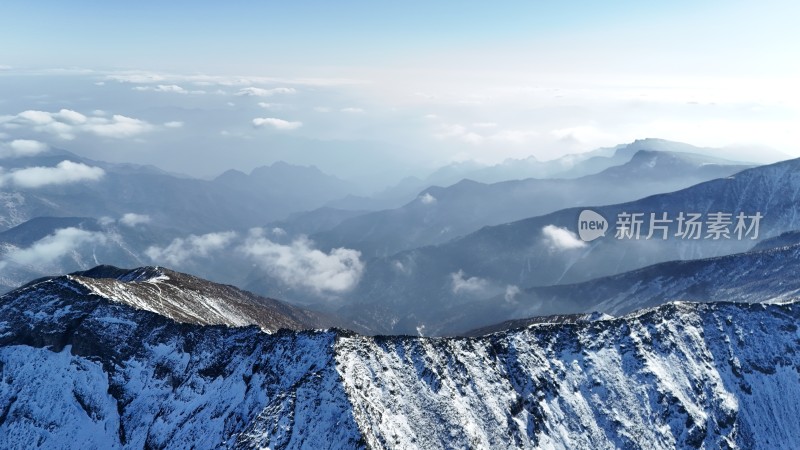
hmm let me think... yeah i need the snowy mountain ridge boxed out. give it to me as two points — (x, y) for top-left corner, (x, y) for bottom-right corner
(21, 265), (345, 333)
(1, 270), (799, 448)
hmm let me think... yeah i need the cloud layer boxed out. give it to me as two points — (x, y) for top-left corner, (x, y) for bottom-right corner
(0, 160), (105, 188)
(1, 109), (154, 140)
(542, 225), (587, 250)
(450, 269), (488, 295)
(240, 231), (364, 295)
(119, 213), (151, 227)
(145, 231), (237, 266)
(235, 87), (296, 97)
(0, 227), (105, 270)
(252, 117), (303, 130)
(0, 139), (49, 158)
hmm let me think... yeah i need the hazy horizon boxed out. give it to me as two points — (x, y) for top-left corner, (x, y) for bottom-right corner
(1, 1), (798, 187)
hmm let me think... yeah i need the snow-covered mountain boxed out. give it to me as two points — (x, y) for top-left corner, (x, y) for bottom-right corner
(9, 265), (347, 332)
(0, 270), (799, 448)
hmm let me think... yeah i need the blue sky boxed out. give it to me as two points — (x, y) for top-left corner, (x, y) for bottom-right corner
(0, 1), (798, 182)
(4, 0), (795, 76)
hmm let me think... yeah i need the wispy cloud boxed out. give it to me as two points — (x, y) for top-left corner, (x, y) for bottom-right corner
(119, 213), (151, 227)
(102, 69), (363, 87)
(419, 192), (437, 205)
(504, 284), (521, 303)
(0, 227), (106, 270)
(0, 160), (104, 188)
(235, 87), (296, 97)
(434, 123), (484, 144)
(145, 231), (237, 266)
(133, 84), (191, 94)
(252, 117), (303, 130)
(240, 230), (364, 295)
(163, 121), (184, 128)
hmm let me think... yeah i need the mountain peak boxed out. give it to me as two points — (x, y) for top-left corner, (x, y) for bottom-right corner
(56, 265), (348, 332)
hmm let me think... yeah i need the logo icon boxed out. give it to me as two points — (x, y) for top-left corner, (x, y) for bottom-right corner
(578, 210), (607, 242)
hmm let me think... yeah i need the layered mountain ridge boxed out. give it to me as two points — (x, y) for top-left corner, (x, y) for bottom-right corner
(15, 265), (346, 333)
(0, 269), (798, 448)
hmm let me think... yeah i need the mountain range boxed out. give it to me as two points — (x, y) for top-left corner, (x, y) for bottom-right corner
(1, 268), (798, 448)
(0, 148), (356, 234)
(298, 156), (800, 334)
(313, 149), (752, 257)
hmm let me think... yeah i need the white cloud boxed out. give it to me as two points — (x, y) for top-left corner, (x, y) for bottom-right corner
(102, 70), (361, 88)
(119, 213), (151, 227)
(314, 106), (332, 113)
(0, 227), (106, 270)
(341, 107), (364, 113)
(504, 285), (521, 303)
(132, 84), (206, 95)
(56, 109), (88, 124)
(240, 231), (364, 295)
(271, 227), (287, 237)
(450, 269), (488, 295)
(163, 121), (184, 128)
(235, 87), (296, 97)
(473, 122), (498, 128)
(106, 72), (167, 83)
(0, 139), (49, 158)
(2, 109), (154, 140)
(419, 192), (437, 204)
(133, 84), (188, 94)
(83, 115), (153, 138)
(252, 117), (303, 130)
(434, 123), (484, 144)
(0, 160), (104, 188)
(542, 225), (587, 250)
(145, 231), (237, 266)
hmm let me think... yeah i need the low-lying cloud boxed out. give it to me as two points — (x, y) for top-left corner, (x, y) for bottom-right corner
(252, 117), (303, 130)
(0, 227), (106, 270)
(0, 160), (105, 188)
(0, 139), (49, 158)
(504, 284), (521, 303)
(119, 213), (151, 227)
(450, 269), (488, 295)
(1, 109), (154, 140)
(542, 225), (587, 250)
(419, 192), (437, 205)
(240, 230), (364, 295)
(145, 231), (237, 266)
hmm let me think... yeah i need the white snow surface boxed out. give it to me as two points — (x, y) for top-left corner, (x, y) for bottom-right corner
(0, 278), (799, 449)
